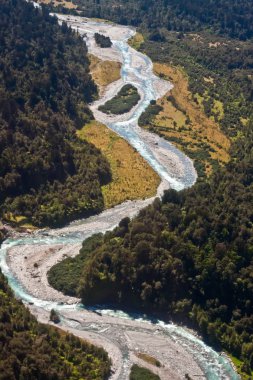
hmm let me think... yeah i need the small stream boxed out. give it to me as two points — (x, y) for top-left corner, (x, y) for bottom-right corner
(0, 14), (239, 380)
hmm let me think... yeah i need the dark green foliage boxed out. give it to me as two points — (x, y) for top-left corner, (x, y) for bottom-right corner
(98, 84), (140, 115)
(138, 101), (163, 127)
(130, 365), (160, 380)
(0, 270), (111, 380)
(49, 308), (60, 323)
(0, 0), (111, 227)
(95, 33), (112, 48)
(46, 0), (253, 370)
(49, 124), (253, 369)
(140, 32), (253, 139)
(48, 233), (104, 296)
(74, 0), (253, 40)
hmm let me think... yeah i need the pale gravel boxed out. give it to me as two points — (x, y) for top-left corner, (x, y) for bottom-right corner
(5, 15), (205, 380)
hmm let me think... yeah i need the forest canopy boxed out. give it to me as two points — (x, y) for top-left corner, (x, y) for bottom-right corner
(72, 0), (253, 40)
(47, 1), (253, 374)
(0, 270), (111, 379)
(0, 0), (111, 227)
(49, 122), (253, 373)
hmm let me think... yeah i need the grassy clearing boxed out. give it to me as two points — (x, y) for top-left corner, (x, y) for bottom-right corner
(142, 62), (230, 177)
(229, 355), (253, 380)
(128, 32), (145, 50)
(77, 121), (160, 208)
(98, 84), (140, 115)
(37, 0), (77, 9)
(136, 353), (161, 368)
(3, 213), (37, 230)
(211, 99), (224, 121)
(129, 32), (230, 178)
(88, 54), (121, 93)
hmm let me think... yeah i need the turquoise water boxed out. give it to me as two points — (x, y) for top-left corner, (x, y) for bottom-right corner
(0, 14), (239, 380)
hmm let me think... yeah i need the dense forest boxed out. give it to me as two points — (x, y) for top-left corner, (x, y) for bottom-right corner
(0, 270), (111, 379)
(2, 0), (252, 377)
(47, 1), (253, 374)
(49, 121), (253, 374)
(66, 0), (253, 40)
(135, 28), (253, 178)
(0, 0), (111, 228)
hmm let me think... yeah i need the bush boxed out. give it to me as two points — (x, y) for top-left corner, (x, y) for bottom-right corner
(98, 84), (140, 114)
(95, 33), (112, 48)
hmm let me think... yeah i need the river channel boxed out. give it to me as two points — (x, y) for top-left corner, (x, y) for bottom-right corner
(0, 14), (239, 380)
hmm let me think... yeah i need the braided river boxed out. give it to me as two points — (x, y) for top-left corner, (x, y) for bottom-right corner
(0, 13), (239, 380)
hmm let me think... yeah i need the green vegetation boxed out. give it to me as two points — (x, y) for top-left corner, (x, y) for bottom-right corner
(67, 0), (253, 40)
(77, 121), (160, 208)
(49, 122), (253, 372)
(140, 31), (253, 141)
(94, 33), (112, 48)
(8, 0), (253, 375)
(137, 62), (230, 178)
(138, 100), (163, 127)
(48, 233), (104, 296)
(98, 84), (140, 115)
(88, 54), (121, 89)
(50, 308), (61, 323)
(47, 2), (253, 373)
(136, 353), (161, 368)
(128, 32), (144, 50)
(130, 365), (160, 380)
(0, 270), (111, 379)
(0, 0), (111, 228)
(230, 355), (253, 380)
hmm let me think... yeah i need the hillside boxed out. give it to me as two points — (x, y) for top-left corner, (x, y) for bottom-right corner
(67, 0), (253, 40)
(0, 0), (111, 228)
(0, 270), (111, 379)
(49, 121), (253, 375)
(47, 2), (253, 377)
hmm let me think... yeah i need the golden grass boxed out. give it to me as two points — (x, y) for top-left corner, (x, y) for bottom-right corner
(38, 0), (77, 8)
(212, 99), (224, 121)
(203, 76), (214, 84)
(128, 33), (145, 50)
(3, 213), (37, 230)
(136, 353), (161, 368)
(152, 63), (230, 175)
(229, 354), (253, 380)
(77, 121), (160, 208)
(89, 54), (121, 94)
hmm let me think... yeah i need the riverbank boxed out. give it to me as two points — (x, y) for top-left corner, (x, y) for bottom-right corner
(129, 33), (230, 178)
(1, 13), (239, 380)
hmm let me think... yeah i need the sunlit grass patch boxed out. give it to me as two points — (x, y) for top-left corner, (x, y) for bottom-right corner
(128, 32), (145, 50)
(140, 62), (230, 177)
(77, 121), (160, 208)
(89, 54), (121, 92)
(229, 354), (253, 380)
(3, 213), (37, 230)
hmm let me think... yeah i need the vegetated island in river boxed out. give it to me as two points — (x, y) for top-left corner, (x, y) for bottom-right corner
(98, 84), (141, 115)
(95, 32), (112, 48)
(45, 3), (253, 378)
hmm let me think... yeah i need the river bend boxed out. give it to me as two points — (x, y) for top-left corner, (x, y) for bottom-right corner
(0, 14), (239, 380)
